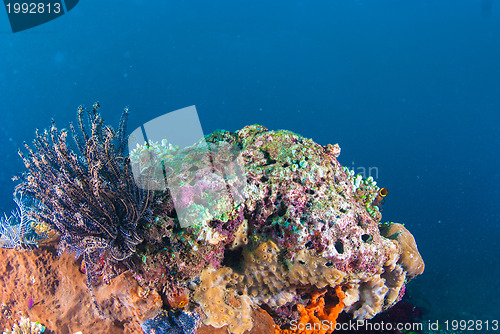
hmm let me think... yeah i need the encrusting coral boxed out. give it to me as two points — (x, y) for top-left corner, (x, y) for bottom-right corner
(379, 222), (425, 279)
(1, 106), (424, 334)
(193, 266), (253, 333)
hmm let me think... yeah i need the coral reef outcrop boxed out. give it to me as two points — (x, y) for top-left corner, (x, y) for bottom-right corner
(1, 106), (424, 334)
(129, 124), (425, 333)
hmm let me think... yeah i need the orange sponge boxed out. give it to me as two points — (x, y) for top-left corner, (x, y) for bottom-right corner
(275, 286), (345, 334)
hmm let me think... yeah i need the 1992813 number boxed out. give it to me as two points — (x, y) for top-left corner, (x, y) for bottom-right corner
(444, 319), (499, 331)
(5, 2), (61, 14)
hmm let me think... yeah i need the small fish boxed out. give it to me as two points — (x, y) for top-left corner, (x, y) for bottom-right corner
(28, 296), (34, 310)
(167, 287), (189, 308)
(372, 188), (388, 207)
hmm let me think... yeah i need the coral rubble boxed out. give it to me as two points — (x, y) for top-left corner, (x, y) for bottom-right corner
(1, 107), (424, 334)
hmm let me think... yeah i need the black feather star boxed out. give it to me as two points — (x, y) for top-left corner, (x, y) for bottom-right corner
(15, 103), (153, 315)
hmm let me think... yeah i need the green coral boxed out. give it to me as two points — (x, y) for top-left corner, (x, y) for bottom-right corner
(343, 167), (383, 220)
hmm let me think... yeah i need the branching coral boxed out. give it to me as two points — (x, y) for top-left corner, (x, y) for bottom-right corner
(15, 103), (153, 314)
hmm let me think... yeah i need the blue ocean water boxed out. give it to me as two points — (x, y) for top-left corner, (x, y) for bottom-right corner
(0, 0), (499, 329)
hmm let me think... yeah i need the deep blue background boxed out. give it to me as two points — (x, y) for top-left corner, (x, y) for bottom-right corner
(1, 0), (499, 325)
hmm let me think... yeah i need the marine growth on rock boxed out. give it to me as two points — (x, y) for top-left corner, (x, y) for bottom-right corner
(129, 123), (425, 333)
(3, 107), (424, 334)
